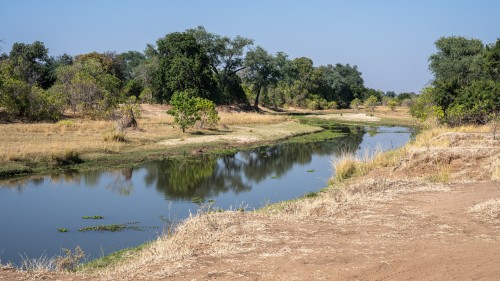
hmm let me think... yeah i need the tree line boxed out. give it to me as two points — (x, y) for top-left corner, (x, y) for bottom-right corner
(0, 26), (412, 122)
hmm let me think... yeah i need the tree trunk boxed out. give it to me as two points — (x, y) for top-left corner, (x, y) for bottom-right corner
(253, 85), (261, 109)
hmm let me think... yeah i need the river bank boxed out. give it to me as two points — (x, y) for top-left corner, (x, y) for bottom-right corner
(0, 105), (413, 180)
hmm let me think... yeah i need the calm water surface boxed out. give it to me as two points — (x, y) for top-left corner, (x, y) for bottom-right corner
(0, 125), (413, 265)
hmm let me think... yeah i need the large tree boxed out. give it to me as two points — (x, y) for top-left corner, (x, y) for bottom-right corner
(242, 46), (279, 108)
(148, 32), (216, 103)
(187, 26), (253, 104)
(321, 63), (364, 108)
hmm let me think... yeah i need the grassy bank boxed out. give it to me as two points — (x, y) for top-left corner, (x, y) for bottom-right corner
(0, 105), (416, 180)
(0, 109), (324, 179)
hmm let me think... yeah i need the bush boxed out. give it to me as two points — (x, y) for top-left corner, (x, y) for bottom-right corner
(196, 98), (219, 129)
(364, 95), (378, 112)
(167, 90), (219, 132)
(327, 101), (338, 110)
(49, 150), (83, 166)
(387, 99), (398, 111)
(350, 98), (362, 112)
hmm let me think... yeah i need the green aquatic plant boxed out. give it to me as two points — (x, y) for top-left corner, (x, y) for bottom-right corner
(58, 228), (69, 232)
(82, 215), (104, 219)
(307, 169), (315, 172)
(78, 222), (146, 232)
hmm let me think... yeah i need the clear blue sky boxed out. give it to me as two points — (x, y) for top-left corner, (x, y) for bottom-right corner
(1, 0), (499, 93)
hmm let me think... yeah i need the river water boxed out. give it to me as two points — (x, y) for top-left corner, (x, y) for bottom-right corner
(0, 125), (414, 266)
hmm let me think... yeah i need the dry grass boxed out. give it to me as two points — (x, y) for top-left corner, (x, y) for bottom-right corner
(0, 109), (294, 169)
(468, 198), (500, 222)
(88, 211), (264, 279)
(331, 146), (407, 183)
(425, 165), (451, 184)
(219, 112), (290, 126)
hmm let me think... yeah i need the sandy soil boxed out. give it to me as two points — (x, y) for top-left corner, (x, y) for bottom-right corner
(2, 130), (499, 281)
(307, 113), (381, 122)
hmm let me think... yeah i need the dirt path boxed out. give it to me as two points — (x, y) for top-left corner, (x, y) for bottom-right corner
(2, 131), (499, 280)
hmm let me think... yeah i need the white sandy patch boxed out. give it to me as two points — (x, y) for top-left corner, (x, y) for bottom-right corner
(307, 113), (380, 122)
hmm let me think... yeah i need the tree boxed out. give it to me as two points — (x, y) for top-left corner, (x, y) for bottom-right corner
(187, 26), (253, 104)
(54, 57), (121, 118)
(8, 41), (52, 88)
(321, 64), (365, 108)
(242, 46), (279, 108)
(149, 32), (216, 103)
(429, 36), (484, 87)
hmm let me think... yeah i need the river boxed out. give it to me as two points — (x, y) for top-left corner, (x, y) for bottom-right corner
(0, 125), (414, 266)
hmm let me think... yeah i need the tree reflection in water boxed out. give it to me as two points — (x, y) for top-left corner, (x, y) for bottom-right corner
(0, 125), (368, 199)
(143, 125), (365, 200)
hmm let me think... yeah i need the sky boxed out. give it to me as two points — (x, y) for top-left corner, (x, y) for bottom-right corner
(1, 0), (499, 94)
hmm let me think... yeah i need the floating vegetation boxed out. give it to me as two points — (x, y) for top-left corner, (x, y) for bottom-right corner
(191, 197), (204, 203)
(271, 176), (278, 179)
(307, 169), (315, 172)
(79, 222), (148, 232)
(82, 215), (104, 220)
(58, 228), (69, 232)
(207, 199), (215, 203)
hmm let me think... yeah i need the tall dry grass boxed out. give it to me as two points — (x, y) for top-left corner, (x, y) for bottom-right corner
(219, 112), (290, 126)
(0, 111), (291, 166)
(331, 146), (407, 183)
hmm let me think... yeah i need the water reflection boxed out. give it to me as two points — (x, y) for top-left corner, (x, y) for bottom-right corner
(0, 125), (369, 198)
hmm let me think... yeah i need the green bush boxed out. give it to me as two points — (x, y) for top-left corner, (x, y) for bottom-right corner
(387, 99), (398, 111)
(350, 98), (362, 111)
(196, 98), (219, 129)
(167, 90), (219, 132)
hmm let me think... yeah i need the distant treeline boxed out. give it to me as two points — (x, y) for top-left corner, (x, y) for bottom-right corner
(0, 26), (414, 121)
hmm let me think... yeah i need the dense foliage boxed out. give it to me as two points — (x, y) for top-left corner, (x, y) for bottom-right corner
(412, 36), (500, 125)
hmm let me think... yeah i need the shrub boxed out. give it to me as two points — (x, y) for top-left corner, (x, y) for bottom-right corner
(103, 130), (126, 142)
(327, 101), (338, 110)
(387, 99), (398, 111)
(54, 246), (85, 272)
(49, 150), (83, 166)
(196, 98), (219, 129)
(350, 98), (362, 112)
(167, 90), (219, 132)
(364, 95), (378, 113)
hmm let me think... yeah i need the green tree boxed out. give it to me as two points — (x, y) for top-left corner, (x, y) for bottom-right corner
(321, 64), (365, 108)
(54, 58), (121, 118)
(242, 46), (279, 108)
(429, 36), (484, 87)
(187, 26), (253, 104)
(149, 32), (216, 103)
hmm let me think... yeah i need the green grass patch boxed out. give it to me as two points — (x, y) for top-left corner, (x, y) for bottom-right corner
(82, 215), (104, 219)
(79, 242), (151, 271)
(0, 163), (32, 178)
(79, 223), (145, 232)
